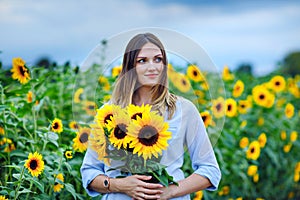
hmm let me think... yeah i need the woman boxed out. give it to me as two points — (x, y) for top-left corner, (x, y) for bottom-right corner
(81, 33), (221, 200)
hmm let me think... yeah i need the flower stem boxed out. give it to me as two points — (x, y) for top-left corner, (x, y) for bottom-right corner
(14, 166), (25, 200)
(25, 180), (33, 200)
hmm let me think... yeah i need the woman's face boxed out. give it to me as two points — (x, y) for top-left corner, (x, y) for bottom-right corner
(135, 42), (164, 87)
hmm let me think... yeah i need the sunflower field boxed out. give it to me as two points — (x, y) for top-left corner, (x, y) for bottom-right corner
(0, 52), (299, 200)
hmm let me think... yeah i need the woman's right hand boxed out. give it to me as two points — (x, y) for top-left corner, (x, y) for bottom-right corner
(111, 175), (163, 200)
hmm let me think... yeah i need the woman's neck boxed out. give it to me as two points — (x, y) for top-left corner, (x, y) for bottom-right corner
(133, 86), (153, 106)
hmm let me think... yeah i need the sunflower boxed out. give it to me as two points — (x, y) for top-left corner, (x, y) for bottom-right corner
(84, 101), (97, 116)
(89, 123), (110, 165)
(74, 88), (84, 103)
(106, 106), (131, 149)
(112, 65), (122, 78)
(69, 121), (79, 130)
(247, 165), (258, 176)
(253, 173), (259, 183)
(95, 104), (117, 127)
(290, 131), (298, 142)
(0, 126), (5, 135)
(24, 152), (45, 177)
(3, 138), (16, 153)
(232, 80), (244, 98)
(98, 76), (111, 91)
(0, 196), (8, 200)
(287, 78), (300, 98)
(240, 120), (247, 128)
(11, 57), (30, 84)
(200, 111), (212, 128)
(285, 103), (294, 119)
(281, 131), (287, 140)
(0, 138), (16, 152)
(269, 75), (286, 93)
(283, 143), (292, 153)
(193, 190), (203, 200)
(172, 72), (191, 93)
(239, 137), (249, 149)
(51, 118), (63, 133)
(127, 104), (152, 120)
(201, 81), (209, 91)
(27, 91), (33, 103)
(258, 133), (267, 148)
(53, 173), (64, 192)
(257, 117), (264, 126)
(218, 186), (230, 196)
(65, 150), (73, 159)
(103, 94), (111, 103)
(186, 65), (204, 82)
(252, 85), (275, 108)
(246, 141), (261, 160)
(211, 97), (226, 118)
(222, 65), (234, 81)
(226, 98), (237, 117)
(73, 127), (91, 152)
(126, 111), (172, 160)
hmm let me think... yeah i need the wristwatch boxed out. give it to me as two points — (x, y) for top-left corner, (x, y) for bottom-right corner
(103, 176), (111, 192)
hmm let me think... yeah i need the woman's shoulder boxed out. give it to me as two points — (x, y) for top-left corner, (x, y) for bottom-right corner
(176, 96), (199, 113)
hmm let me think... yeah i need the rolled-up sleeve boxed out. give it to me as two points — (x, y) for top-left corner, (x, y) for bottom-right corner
(184, 101), (221, 191)
(80, 148), (105, 197)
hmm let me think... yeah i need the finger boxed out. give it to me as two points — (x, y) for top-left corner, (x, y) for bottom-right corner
(142, 182), (163, 189)
(142, 188), (163, 195)
(143, 193), (161, 199)
(134, 175), (152, 180)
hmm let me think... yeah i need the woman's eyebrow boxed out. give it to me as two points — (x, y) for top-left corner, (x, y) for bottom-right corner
(137, 54), (162, 58)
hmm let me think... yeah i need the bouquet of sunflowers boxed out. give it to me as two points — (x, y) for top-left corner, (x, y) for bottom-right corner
(89, 104), (177, 186)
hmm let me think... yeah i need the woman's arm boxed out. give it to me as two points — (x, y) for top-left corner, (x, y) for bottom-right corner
(88, 174), (164, 200)
(158, 173), (211, 199)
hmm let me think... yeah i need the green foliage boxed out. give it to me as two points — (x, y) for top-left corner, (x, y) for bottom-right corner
(1, 56), (300, 200)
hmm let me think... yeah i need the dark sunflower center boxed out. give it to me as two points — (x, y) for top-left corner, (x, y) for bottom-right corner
(30, 160), (38, 170)
(202, 116), (207, 122)
(66, 152), (72, 157)
(182, 79), (187, 86)
(228, 104), (232, 111)
(138, 126), (158, 146)
(241, 104), (245, 108)
(259, 94), (265, 100)
(216, 103), (222, 111)
(79, 132), (89, 143)
(19, 66), (26, 76)
(73, 124), (79, 129)
(193, 70), (198, 77)
(131, 113), (142, 120)
(250, 147), (255, 153)
(104, 114), (113, 124)
(275, 81), (280, 86)
(88, 105), (95, 110)
(114, 124), (127, 139)
(53, 122), (59, 129)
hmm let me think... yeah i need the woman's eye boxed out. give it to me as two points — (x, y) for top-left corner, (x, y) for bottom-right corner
(154, 57), (162, 63)
(137, 59), (146, 63)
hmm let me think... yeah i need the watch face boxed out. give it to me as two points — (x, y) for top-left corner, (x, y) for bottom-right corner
(104, 179), (109, 187)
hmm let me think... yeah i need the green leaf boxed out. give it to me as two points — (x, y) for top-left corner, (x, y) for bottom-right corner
(31, 179), (44, 193)
(64, 183), (77, 200)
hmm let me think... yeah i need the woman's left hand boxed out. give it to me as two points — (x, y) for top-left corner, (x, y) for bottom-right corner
(157, 185), (176, 200)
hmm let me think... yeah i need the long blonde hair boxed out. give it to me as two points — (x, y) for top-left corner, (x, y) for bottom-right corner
(110, 33), (177, 119)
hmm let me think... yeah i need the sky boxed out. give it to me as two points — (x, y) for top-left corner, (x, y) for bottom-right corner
(1, 0), (300, 75)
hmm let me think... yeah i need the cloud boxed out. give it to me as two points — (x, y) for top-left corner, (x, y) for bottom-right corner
(1, 0), (300, 75)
